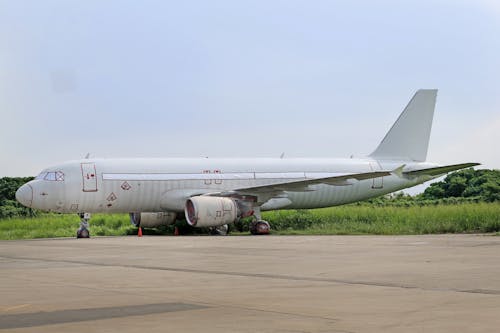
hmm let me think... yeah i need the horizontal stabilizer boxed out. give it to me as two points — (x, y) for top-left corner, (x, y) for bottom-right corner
(403, 163), (480, 177)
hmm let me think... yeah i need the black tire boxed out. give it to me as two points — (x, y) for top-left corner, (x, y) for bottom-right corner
(77, 228), (90, 238)
(250, 220), (270, 235)
(210, 224), (229, 236)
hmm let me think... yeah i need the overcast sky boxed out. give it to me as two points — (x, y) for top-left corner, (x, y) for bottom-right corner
(1, 0), (499, 179)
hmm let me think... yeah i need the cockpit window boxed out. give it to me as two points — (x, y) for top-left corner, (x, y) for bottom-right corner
(35, 172), (48, 180)
(37, 171), (65, 181)
(44, 172), (57, 181)
(55, 171), (64, 181)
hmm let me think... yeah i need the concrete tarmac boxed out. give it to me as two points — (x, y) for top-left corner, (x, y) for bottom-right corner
(1, 234), (499, 332)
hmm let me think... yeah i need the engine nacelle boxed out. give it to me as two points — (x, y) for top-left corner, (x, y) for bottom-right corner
(129, 212), (177, 228)
(185, 196), (238, 227)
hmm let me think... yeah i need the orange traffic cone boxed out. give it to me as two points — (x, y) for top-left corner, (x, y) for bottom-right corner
(138, 227), (143, 237)
(174, 226), (179, 236)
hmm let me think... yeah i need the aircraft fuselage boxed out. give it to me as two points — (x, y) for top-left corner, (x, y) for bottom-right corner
(16, 157), (437, 214)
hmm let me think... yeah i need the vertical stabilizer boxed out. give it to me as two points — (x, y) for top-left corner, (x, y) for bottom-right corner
(370, 89), (437, 162)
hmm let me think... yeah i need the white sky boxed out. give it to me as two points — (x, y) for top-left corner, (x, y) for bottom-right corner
(1, 0), (499, 181)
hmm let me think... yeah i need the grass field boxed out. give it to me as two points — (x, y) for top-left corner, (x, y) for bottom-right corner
(264, 203), (500, 235)
(0, 203), (499, 240)
(0, 214), (135, 240)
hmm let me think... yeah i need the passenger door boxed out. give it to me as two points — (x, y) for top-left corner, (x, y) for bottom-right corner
(81, 163), (98, 192)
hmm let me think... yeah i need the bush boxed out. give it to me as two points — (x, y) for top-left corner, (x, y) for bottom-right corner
(0, 177), (37, 219)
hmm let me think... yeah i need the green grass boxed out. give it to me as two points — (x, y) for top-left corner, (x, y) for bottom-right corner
(263, 203), (500, 235)
(0, 203), (499, 240)
(0, 214), (135, 240)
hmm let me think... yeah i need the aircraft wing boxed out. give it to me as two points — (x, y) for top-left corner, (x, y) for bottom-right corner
(235, 170), (391, 193)
(207, 170), (392, 199)
(403, 163), (480, 177)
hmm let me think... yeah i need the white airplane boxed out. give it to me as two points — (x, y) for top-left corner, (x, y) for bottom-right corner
(16, 89), (478, 237)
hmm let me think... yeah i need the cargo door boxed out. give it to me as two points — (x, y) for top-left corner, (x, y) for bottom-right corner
(81, 163), (98, 192)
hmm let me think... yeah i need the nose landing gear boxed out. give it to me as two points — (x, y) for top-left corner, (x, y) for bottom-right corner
(77, 213), (91, 238)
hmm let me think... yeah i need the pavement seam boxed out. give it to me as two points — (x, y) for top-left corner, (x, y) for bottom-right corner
(2, 255), (500, 296)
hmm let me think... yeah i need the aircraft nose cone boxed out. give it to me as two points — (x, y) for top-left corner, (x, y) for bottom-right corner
(16, 184), (33, 208)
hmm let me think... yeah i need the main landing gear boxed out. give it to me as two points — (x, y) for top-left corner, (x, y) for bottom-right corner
(209, 224), (229, 236)
(250, 220), (270, 235)
(249, 207), (270, 235)
(207, 206), (270, 236)
(77, 213), (91, 238)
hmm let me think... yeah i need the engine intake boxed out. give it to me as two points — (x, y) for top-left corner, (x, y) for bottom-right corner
(129, 212), (177, 228)
(185, 196), (238, 227)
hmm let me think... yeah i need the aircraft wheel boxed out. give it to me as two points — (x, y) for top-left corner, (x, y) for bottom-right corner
(210, 224), (229, 236)
(250, 220), (270, 235)
(77, 228), (90, 238)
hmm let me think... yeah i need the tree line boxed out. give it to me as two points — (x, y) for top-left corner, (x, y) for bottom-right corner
(0, 177), (35, 219)
(421, 168), (499, 202)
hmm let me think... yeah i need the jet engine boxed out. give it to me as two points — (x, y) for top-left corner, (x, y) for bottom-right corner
(185, 196), (238, 227)
(129, 212), (177, 228)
